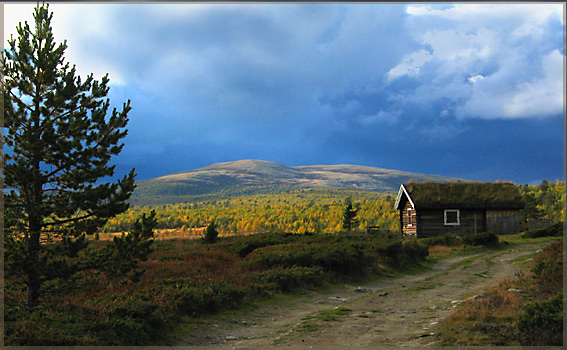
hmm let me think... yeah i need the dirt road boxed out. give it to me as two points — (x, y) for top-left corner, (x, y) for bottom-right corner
(175, 240), (551, 348)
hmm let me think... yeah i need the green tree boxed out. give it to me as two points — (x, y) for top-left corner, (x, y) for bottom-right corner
(93, 210), (157, 282)
(341, 197), (359, 233)
(202, 220), (219, 244)
(520, 192), (544, 223)
(3, 4), (136, 309)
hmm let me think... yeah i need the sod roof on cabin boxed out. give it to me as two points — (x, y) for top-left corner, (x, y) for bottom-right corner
(403, 182), (525, 209)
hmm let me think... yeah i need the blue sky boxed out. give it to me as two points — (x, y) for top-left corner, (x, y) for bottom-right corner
(4, 2), (565, 185)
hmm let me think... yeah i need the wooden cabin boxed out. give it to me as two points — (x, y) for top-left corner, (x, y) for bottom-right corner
(395, 182), (524, 238)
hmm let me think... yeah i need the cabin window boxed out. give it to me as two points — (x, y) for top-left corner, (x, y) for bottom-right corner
(444, 209), (460, 225)
(407, 208), (413, 226)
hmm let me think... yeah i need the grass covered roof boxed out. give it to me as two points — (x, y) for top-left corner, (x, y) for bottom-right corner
(404, 182), (524, 209)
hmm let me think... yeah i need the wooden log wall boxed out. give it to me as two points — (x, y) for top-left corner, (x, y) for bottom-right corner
(486, 210), (520, 234)
(417, 209), (485, 238)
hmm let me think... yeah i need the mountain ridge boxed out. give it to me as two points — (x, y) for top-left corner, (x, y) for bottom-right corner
(130, 159), (467, 206)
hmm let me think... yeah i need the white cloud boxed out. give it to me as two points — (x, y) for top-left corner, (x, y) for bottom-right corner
(467, 74), (484, 84)
(3, 4), (35, 46)
(456, 49), (563, 119)
(408, 3), (563, 26)
(5, 2), (563, 127)
(501, 49), (564, 118)
(4, 3), (126, 85)
(387, 49), (433, 81)
(399, 3), (565, 120)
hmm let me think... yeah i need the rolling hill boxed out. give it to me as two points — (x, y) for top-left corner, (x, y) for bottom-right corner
(130, 159), (466, 206)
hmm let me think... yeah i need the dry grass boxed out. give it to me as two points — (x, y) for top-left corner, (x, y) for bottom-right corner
(435, 278), (526, 345)
(427, 245), (458, 256)
(433, 241), (564, 346)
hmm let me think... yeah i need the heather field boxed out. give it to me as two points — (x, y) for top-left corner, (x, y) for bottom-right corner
(4, 230), (426, 345)
(7, 226), (563, 346)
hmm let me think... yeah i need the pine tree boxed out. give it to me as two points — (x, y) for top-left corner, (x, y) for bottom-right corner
(202, 220), (219, 244)
(3, 4), (136, 309)
(341, 197), (359, 233)
(92, 210), (157, 282)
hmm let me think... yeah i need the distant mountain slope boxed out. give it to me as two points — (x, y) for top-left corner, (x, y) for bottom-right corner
(131, 159), (466, 205)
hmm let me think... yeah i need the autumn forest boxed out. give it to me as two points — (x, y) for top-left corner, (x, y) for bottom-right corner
(100, 181), (565, 239)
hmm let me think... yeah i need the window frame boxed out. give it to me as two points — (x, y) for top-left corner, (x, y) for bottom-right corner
(444, 209), (460, 226)
(407, 208), (413, 226)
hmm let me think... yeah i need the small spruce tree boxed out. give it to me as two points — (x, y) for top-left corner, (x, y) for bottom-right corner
(202, 220), (219, 244)
(342, 197), (359, 233)
(92, 210), (157, 281)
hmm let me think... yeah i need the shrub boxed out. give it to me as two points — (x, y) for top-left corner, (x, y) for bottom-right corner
(5, 307), (94, 345)
(253, 266), (325, 292)
(244, 242), (379, 276)
(402, 240), (430, 261)
(419, 234), (462, 247)
(516, 242), (564, 345)
(313, 244), (373, 275)
(517, 293), (564, 346)
(522, 221), (564, 238)
(461, 232), (499, 247)
(152, 279), (245, 316)
(226, 232), (298, 257)
(531, 241), (564, 297)
(4, 298), (166, 346)
(106, 298), (163, 344)
(379, 241), (429, 268)
(419, 232), (499, 248)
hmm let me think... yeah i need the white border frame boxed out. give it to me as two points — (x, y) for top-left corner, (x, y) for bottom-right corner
(444, 209), (460, 226)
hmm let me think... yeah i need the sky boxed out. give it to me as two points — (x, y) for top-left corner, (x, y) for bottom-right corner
(3, 2), (565, 185)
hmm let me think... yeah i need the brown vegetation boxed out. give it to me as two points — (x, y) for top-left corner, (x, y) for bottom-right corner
(433, 240), (564, 346)
(4, 231), (426, 345)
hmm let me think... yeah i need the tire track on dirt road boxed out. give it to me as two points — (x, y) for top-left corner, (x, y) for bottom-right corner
(175, 240), (554, 349)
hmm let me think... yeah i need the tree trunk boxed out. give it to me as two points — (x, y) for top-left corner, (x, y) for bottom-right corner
(26, 159), (43, 310)
(26, 230), (41, 310)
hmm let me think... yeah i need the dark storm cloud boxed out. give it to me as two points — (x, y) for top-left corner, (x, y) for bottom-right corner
(5, 3), (564, 183)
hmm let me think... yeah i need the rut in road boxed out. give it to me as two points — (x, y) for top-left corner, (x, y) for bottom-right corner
(175, 241), (548, 348)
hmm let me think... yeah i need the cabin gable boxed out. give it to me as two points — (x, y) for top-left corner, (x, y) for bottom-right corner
(395, 184), (418, 236)
(401, 201), (417, 236)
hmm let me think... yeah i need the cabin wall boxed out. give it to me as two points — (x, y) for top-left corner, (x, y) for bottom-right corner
(401, 201), (417, 237)
(416, 209), (485, 238)
(486, 210), (520, 234)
